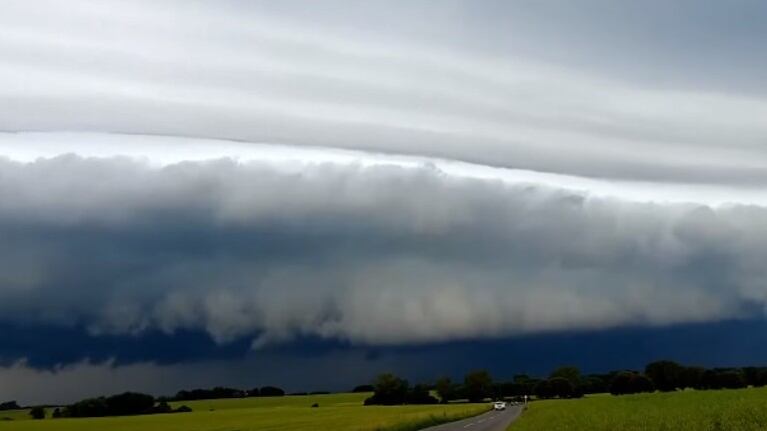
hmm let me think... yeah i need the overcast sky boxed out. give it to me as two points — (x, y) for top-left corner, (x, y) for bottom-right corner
(2, 0), (767, 404)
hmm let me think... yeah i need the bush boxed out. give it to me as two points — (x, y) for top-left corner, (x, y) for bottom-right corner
(29, 406), (46, 420)
(174, 405), (192, 413)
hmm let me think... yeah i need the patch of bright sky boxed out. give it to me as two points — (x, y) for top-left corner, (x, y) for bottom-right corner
(1, 131), (764, 207)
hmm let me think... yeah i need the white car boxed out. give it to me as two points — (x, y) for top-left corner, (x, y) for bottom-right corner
(493, 401), (506, 411)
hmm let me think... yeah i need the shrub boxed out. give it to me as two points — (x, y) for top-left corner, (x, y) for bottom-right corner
(29, 406), (46, 420)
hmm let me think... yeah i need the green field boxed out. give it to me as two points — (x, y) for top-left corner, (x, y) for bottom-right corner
(0, 392), (489, 431)
(510, 387), (767, 431)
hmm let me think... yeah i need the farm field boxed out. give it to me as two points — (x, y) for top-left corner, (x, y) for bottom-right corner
(510, 386), (767, 431)
(0, 392), (489, 431)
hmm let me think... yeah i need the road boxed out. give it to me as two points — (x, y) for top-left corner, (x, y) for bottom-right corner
(421, 404), (523, 431)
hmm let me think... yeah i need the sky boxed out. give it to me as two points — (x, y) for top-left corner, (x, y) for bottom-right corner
(1, 0), (767, 404)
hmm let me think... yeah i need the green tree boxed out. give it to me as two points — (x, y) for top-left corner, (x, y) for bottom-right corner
(548, 377), (575, 398)
(434, 377), (454, 403)
(364, 373), (409, 405)
(463, 370), (493, 403)
(550, 366), (582, 387)
(645, 360), (683, 391)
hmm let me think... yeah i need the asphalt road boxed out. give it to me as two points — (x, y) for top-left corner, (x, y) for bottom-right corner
(421, 404), (523, 431)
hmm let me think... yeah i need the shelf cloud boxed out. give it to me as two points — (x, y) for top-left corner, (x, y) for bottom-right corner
(1, 141), (766, 348)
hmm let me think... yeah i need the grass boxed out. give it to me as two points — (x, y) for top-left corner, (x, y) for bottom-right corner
(510, 386), (767, 431)
(0, 392), (489, 431)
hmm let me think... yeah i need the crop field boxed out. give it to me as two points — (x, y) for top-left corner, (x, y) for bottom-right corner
(0, 392), (488, 431)
(510, 387), (767, 431)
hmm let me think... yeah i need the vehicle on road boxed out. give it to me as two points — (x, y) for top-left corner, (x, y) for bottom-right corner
(493, 401), (506, 411)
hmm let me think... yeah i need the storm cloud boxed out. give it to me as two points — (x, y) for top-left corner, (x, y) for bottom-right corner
(1, 147), (766, 348)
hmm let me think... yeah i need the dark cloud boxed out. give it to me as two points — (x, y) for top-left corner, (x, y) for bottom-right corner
(5, 318), (767, 405)
(1, 154), (766, 349)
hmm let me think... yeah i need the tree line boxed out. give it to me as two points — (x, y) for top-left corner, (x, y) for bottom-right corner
(8, 359), (767, 419)
(14, 385), (289, 420)
(172, 385), (286, 401)
(25, 392), (192, 420)
(364, 360), (767, 405)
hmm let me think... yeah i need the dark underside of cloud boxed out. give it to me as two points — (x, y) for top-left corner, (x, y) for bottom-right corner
(5, 318), (767, 404)
(2, 155), (767, 352)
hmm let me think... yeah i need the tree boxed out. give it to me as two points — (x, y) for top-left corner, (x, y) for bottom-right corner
(352, 385), (374, 393)
(0, 401), (20, 411)
(364, 373), (409, 405)
(153, 400), (172, 414)
(259, 386), (285, 397)
(29, 406), (46, 420)
(679, 366), (705, 390)
(52, 408), (62, 418)
(513, 374), (539, 396)
(579, 375), (608, 394)
(702, 370), (745, 390)
(65, 397), (109, 417)
(548, 377), (576, 398)
(550, 366), (582, 387)
(464, 370), (493, 403)
(434, 377), (454, 403)
(104, 392), (155, 416)
(406, 384), (439, 404)
(645, 360), (683, 392)
(533, 379), (553, 399)
(609, 372), (654, 395)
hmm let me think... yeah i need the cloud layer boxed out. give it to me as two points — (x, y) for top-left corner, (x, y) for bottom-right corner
(2, 0), (767, 185)
(1, 144), (766, 349)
